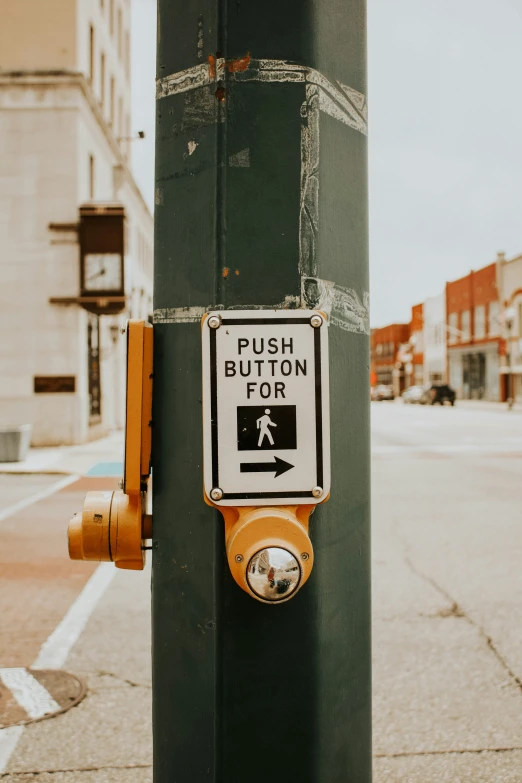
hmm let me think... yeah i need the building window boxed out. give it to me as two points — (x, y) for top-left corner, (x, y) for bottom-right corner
(376, 343), (383, 356)
(100, 52), (105, 107)
(474, 305), (485, 339)
(448, 312), (458, 344)
(125, 31), (130, 78)
(89, 25), (95, 83)
(461, 310), (470, 341)
(412, 330), (423, 352)
(87, 314), (102, 424)
(117, 8), (123, 58)
(110, 76), (115, 126)
(118, 96), (123, 138)
(489, 301), (500, 336)
(89, 155), (95, 199)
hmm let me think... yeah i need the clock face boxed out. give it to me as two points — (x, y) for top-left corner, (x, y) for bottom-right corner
(84, 253), (122, 292)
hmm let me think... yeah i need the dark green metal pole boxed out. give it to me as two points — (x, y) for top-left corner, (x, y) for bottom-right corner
(152, 2), (370, 781)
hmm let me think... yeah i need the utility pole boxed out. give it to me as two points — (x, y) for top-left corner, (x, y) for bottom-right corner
(505, 309), (515, 409)
(152, 2), (371, 781)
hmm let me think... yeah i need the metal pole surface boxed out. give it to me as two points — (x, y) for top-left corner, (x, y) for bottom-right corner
(152, 2), (371, 780)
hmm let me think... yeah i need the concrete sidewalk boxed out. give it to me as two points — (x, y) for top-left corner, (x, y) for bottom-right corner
(1, 565), (152, 781)
(372, 450), (522, 782)
(456, 399), (522, 414)
(0, 432), (124, 477)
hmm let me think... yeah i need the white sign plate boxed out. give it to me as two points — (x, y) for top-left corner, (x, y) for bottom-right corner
(202, 310), (330, 506)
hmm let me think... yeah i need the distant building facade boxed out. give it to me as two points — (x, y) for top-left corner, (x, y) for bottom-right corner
(370, 323), (410, 389)
(497, 252), (522, 403)
(406, 303), (424, 387)
(446, 263), (501, 401)
(423, 291), (446, 384)
(0, 0), (153, 445)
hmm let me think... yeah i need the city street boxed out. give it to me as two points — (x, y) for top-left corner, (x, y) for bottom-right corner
(373, 400), (522, 781)
(1, 403), (522, 780)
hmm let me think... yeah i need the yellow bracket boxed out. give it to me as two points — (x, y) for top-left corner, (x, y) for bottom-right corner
(68, 320), (153, 570)
(206, 497), (316, 603)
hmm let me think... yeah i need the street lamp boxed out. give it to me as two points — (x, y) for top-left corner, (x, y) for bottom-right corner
(504, 307), (516, 410)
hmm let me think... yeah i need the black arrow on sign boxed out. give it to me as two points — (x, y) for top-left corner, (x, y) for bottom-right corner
(240, 456), (294, 478)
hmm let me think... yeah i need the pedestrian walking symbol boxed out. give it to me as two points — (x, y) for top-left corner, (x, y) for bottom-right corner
(257, 409), (276, 447)
(237, 405), (297, 451)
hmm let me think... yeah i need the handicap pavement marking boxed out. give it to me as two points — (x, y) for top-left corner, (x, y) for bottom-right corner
(86, 461), (123, 477)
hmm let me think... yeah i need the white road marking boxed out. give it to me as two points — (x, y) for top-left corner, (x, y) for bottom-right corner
(0, 474), (79, 523)
(33, 564), (115, 671)
(372, 444), (522, 455)
(0, 564), (116, 771)
(0, 669), (60, 720)
(0, 727), (24, 772)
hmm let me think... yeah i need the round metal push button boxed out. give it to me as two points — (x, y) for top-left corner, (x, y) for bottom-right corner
(246, 547), (301, 602)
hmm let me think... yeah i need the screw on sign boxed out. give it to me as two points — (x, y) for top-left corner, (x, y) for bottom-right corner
(202, 310), (330, 506)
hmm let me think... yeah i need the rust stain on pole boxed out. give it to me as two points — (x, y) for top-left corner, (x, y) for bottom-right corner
(226, 53), (251, 72)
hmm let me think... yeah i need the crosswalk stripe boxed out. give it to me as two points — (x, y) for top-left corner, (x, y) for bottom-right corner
(0, 669), (60, 720)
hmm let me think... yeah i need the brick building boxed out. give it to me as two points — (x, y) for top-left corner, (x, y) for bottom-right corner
(370, 323), (410, 388)
(446, 263), (501, 400)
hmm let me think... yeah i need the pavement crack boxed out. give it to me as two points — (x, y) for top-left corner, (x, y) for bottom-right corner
(395, 528), (522, 696)
(375, 745), (522, 759)
(94, 669), (152, 689)
(0, 763), (152, 778)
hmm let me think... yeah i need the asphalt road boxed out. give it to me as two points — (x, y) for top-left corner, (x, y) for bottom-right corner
(2, 407), (522, 781)
(372, 400), (522, 781)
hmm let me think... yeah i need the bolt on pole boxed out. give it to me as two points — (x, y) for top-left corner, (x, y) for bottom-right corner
(152, 1), (371, 781)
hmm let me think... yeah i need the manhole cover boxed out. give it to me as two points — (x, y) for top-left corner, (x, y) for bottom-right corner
(0, 668), (86, 727)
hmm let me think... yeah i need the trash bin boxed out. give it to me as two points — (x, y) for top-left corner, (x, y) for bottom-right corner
(0, 425), (32, 463)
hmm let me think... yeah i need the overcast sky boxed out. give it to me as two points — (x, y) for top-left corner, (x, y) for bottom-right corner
(131, 1), (522, 327)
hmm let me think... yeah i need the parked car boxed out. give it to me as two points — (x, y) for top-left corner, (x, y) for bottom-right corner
(373, 384), (395, 401)
(420, 383), (456, 406)
(402, 385), (424, 404)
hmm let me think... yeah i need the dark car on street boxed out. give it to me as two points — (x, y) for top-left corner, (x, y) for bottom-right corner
(421, 383), (456, 406)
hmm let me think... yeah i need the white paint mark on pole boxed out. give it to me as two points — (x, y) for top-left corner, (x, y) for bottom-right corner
(156, 62), (212, 98)
(153, 296), (301, 324)
(302, 277), (370, 335)
(0, 669), (60, 720)
(0, 474), (79, 524)
(152, 286), (369, 335)
(155, 58), (368, 331)
(156, 58), (367, 136)
(228, 148), (250, 167)
(33, 563), (116, 671)
(299, 84), (320, 278)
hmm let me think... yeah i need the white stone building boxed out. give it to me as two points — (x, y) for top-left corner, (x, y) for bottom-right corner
(497, 252), (522, 403)
(422, 291), (446, 385)
(0, 0), (153, 445)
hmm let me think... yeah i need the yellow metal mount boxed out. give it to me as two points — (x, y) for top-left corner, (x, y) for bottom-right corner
(68, 320), (153, 570)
